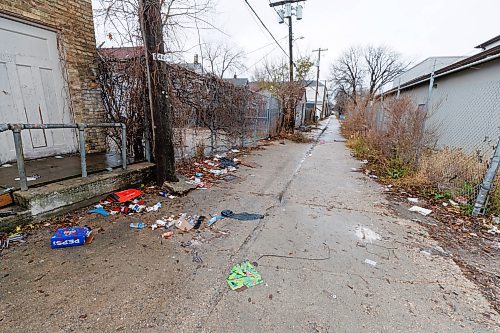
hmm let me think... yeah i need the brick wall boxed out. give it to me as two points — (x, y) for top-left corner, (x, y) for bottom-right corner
(0, 0), (106, 152)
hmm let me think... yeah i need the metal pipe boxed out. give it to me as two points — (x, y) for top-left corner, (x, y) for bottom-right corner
(121, 124), (127, 170)
(78, 124), (87, 177)
(12, 127), (28, 191)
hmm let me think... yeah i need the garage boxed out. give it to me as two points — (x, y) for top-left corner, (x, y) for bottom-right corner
(0, 16), (77, 163)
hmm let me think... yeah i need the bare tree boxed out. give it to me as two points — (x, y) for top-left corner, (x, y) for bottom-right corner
(329, 46), (408, 105)
(93, 0), (215, 56)
(202, 42), (246, 78)
(330, 47), (364, 104)
(364, 45), (409, 98)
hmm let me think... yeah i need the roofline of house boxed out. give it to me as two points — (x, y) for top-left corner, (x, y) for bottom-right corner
(385, 45), (500, 95)
(475, 35), (500, 49)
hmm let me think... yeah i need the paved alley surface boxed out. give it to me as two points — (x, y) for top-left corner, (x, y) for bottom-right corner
(1, 118), (499, 333)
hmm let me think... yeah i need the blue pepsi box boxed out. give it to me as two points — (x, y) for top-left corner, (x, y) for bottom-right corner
(51, 227), (90, 249)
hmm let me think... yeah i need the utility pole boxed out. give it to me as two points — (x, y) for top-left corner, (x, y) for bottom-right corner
(270, 0), (305, 82)
(140, 0), (177, 184)
(312, 48), (327, 121)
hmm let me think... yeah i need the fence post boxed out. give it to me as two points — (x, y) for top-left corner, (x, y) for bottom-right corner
(78, 124), (87, 177)
(12, 125), (28, 191)
(472, 137), (500, 217)
(266, 96), (271, 138)
(121, 124), (127, 170)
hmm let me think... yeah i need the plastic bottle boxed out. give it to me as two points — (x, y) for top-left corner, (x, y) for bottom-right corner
(129, 222), (145, 229)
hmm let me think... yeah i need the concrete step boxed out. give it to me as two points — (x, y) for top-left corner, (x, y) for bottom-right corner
(0, 205), (32, 232)
(4, 162), (154, 227)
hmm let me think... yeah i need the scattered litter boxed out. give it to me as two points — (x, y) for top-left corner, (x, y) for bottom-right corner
(88, 207), (110, 217)
(354, 226), (381, 243)
(487, 225), (500, 235)
(227, 261), (263, 291)
(106, 167), (113, 172)
(107, 189), (143, 203)
(219, 157), (238, 169)
(193, 216), (205, 230)
(192, 249), (203, 263)
(208, 215), (225, 226)
(1, 163), (13, 168)
(129, 222), (145, 229)
(54, 155), (64, 159)
(0, 211), (17, 218)
(442, 202), (449, 207)
(454, 196), (468, 205)
(146, 202), (162, 212)
(409, 206), (432, 216)
(407, 198), (419, 203)
(51, 227), (92, 249)
(159, 191), (169, 197)
(231, 149), (240, 153)
(221, 210), (264, 221)
(364, 259), (377, 267)
(493, 217), (500, 225)
(350, 168), (358, 172)
(175, 214), (200, 232)
(448, 199), (459, 207)
(361, 160), (368, 164)
(1, 232), (26, 250)
(15, 174), (40, 182)
(319, 140), (326, 144)
(161, 231), (174, 239)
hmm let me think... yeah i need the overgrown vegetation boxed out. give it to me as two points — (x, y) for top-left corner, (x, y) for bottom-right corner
(341, 95), (498, 216)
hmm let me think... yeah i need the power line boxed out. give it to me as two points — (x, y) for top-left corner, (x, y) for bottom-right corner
(243, 0), (290, 60)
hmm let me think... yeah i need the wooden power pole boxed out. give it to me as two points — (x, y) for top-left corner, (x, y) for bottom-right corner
(312, 48), (327, 121)
(140, 0), (177, 184)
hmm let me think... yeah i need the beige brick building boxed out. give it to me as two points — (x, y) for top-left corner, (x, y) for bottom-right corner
(0, 0), (105, 163)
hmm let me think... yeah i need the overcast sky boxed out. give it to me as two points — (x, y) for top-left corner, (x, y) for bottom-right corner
(93, 0), (500, 81)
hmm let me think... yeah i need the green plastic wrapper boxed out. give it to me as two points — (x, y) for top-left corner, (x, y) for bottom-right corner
(226, 261), (263, 290)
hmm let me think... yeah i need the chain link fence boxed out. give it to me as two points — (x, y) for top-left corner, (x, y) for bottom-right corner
(97, 53), (281, 164)
(341, 78), (499, 215)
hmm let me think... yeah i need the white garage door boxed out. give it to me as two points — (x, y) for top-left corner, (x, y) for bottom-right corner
(0, 16), (78, 164)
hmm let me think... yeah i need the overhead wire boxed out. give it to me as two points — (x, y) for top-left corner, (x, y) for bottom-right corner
(243, 0), (290, 61)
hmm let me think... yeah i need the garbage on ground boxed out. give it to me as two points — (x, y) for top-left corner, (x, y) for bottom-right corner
(219, 157), (238, 169)
(88, 207), (110, 217)
(0, 211), (17, 218)
(407, 198), (419, 203)
(364, 259), (377, 267)
(146, 202), (162, 212)
(227, 261), (263, 291)
(208, 215), (225, 226)
(162, 231), (174, 239)
(54, 155), (64, 159)
(130, 222), (145, 229)
(1, 232), (26, 250)
(51, 227), (92, 249)
(15, 174), (40, 182)
(192, 249), (203, 263)
(221, 210), (264, 221)
(487, 225), (500, 235)
(409, 206), (432, 216)
(1, 163), (13, 168)
(454, 196), (468, 205)
(107, 189), (143, 203)
(448, 199), (459, 207)
(175, 213), (200, 232)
